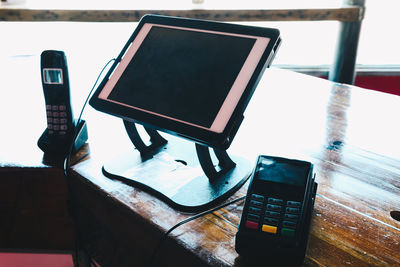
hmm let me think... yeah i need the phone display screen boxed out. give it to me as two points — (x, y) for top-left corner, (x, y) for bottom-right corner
(43, 68), (63, 84)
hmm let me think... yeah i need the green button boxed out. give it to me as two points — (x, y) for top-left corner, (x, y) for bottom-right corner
(281, 227), (295, 237)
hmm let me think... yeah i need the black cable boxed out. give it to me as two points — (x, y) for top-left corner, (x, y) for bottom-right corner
(62, 58), (116, 267)
(148, 196), (246, 267)
(64, 57), (116, 176)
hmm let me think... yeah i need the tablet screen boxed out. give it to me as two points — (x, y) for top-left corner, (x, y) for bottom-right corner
(98, 23), (271, 133)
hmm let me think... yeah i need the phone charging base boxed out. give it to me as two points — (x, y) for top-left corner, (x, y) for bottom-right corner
(37, 119), (88, 159)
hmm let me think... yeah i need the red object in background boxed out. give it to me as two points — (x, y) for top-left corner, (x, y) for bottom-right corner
(0, 253), (74, 267)
(354, 75), (400, 96)
(318, 74), (400, 96)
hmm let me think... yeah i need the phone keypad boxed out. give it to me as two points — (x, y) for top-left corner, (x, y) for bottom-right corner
(244, 193), (302, 238)
(46, 104), (69, 135)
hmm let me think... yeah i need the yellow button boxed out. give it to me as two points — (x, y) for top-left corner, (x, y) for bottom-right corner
(262, 224), (277, 234)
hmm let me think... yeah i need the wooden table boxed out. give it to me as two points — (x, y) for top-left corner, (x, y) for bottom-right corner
(1, 54), (400, 266)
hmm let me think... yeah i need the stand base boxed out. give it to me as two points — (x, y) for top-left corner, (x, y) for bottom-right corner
(103, 135), (251, 212)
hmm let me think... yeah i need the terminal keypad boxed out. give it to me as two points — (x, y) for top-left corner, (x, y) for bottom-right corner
(244, 193), (302, 238)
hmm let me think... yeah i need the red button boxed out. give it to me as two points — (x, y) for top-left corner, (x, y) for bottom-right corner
(245, 220), (258, 230)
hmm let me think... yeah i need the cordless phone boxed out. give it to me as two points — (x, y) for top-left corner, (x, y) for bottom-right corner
(41, 50), (74, 138)
(235, 155), (317, 265)
(37, 50), (88, 158)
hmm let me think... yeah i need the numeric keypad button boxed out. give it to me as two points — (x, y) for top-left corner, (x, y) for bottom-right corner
(263, 217), (279, 226)
(287, 201), (301, 208)
(284, 213), (299, 221)
(249, 200), (263, 208)
(285, 207), (300, 214)
(265, 211), (280, 218)
(266, 204), (282, 212)
(249, 207), (262, 214)
(268, 198), (284, 205)
(251, 194), (265, 202)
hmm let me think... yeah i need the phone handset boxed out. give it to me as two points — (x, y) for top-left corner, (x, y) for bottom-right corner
(37, 50), (88, 159)
(41, 50), (74, 138)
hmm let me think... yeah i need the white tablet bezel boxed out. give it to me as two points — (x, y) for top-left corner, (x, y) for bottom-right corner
(97, 23), (271, 134)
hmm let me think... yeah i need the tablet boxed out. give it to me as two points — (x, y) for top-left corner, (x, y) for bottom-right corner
(89, 15), (281, 149)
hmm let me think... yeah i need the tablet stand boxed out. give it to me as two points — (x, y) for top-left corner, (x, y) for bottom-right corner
(123, 119), (167, 158)
(102, 120), (252, 212)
